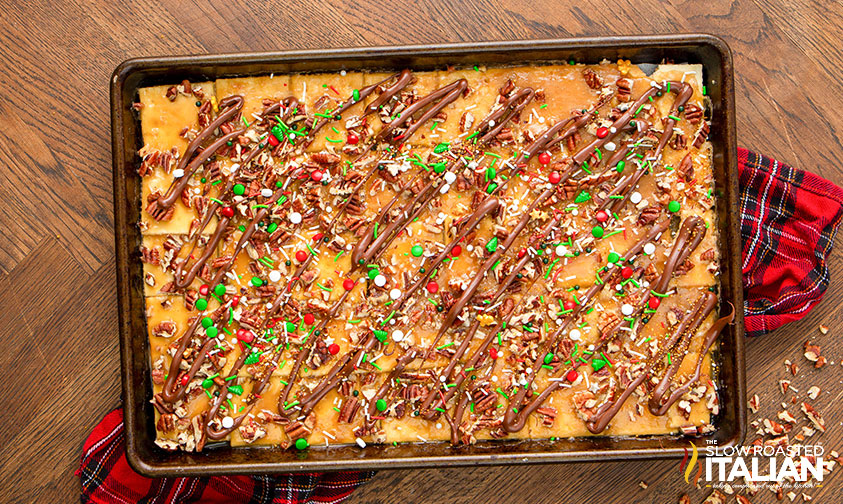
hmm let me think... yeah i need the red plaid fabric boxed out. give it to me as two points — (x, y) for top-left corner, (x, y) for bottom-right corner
(77, 409), (374, 503)
(79, 149), (843, 503)
(739, 148), (843, 336)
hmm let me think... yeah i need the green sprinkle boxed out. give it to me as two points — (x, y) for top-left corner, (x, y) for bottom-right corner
(651, 290), (670, 298)
(574, 190), (591, 203)
(668, 114), (681, 122)
(668, 200), (681, 212)
(486, 236), (499, 253)
(591, 226), (604, 238)
(316, 282), (332, 292)
(295, 438), (308, 450)
(228, 384), (243, 395)
(352, 89), (360, 101)
(496, 387), (509, 399)
(434, 142), (450, 154)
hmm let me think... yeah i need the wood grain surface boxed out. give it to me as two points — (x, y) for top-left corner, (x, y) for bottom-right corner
(1, 0), (841, 502)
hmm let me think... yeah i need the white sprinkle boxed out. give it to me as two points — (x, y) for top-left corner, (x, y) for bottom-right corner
(630, 192), (642, 204)
(356, 437), (367, 448)
(392, 330), (404, 342)
(269, 270), (281, 282)
(555, 245), (567, 256)
(374, 275), (386, 287)
(621, 303), (634, 316)
(221, 416), (234, 429)
(604, 141), (616, 152)
(609, 126), (617, 133)
(569, 329), (582, 341)
(643, 243), (656, 255)
(340, 70), (347, 76)
(436, 423), (443, 430)
(390, 288), (402, 300)
(261, 188), (273, 197)
(444, 172), (457, 184)
(467, 245), (474, 252)
(289, 212), (302, 224)
(322, 430), (337, 440)
(172, 169), (185, 178)
(439, 184), (451, 194)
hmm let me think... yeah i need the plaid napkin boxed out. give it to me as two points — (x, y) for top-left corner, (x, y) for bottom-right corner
(78, 148), (843, 503)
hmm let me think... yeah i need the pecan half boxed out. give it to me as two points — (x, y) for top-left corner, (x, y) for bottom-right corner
(582, 68), (602, 89)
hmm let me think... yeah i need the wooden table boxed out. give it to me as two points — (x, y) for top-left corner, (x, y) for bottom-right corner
(1, 1), (841, 502)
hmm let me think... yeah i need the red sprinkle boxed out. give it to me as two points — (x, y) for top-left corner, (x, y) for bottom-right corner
(237, 328), (254, 343)
(426, 281), (439, 294)
(312, 170), (323, 182)
(451, 244), (462, 257)
(595, 210), (609, 223)
(566, 370), (579, 382)
(489, 347), (499, 359)
(312, 233), (323, 242)
(621, 267), (633, 279)
(303, 313), (315, 325)
(231, 295), (240, 307)
(648, 297), (661, 310)
(563, 300), (576, 311)
(596, 126), (609, 139)
(343, 278), (355, 291)
(221, 206), (235, 218)
(198, 284), (210, 296)
(267, 134), (280, 147)
(517, 248), (526, 259)
(538, 152), (551, 165)
(548, 171), (561, 184)
(181, 374), (190, 386)
(347, 132), (359, 145)
(295, 250), (308, 262)
(328, 343), (340, 355)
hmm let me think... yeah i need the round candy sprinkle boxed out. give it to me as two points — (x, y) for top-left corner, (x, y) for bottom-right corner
(261, 188), (273, 197)
(621, 266), (633, 279)
(566, 370), (579, 382)
(629, 191), (642, 204)
(221, 206), (235, 218)
(538, 152), (551, 165)
(648, 297), (661, 310)
(181, 375), (190, 386)
(555, 244), (566, 256)
(548, 171), (561, 184)
(289, 212), (302, 224)
(233, 184), (245, 196)
(201, 317), (213, 328)
(389, 288), (401, 300)
(267, 134), (280, 147)
(311, 170), (323, 182)
(295, 250), (308, 262)
(347, 132), (359, 145)
(426, 281), (439, 294)
(451, 244), (462, 257)
(563, 300), (576, 311)
(444, 172), (457, 185)
(214, 284), (226, 296)
(268, 270), (281, 282)
(392, 330), (404, 342)
(569, 329), (582, 341)
(172, 169), (185, 178)
(328, 343), (340, 355)
(343, 279), (355, 291)
(231, 295), (240, 307)
(205, 327), (218, 339)
(376, 399), (388, 412)
(367, 269), (379, 280)
(411, 245), (423, 257)
(303, 313), (315, 325)
(374, 275), (386, 287)
(643, 243), (656, 255)
(222, 416), (234, 429)
(195, 298), (208, 311)
(543, 353), (554, 364)
(237, 329), (254, 343)
(596, 126), (609, 139)
(267, 222), (278, 233)
(250, 276), (263, 287)
(199, 284), (210, 296)
(489, 347), (499, 359)
(595, 210), (609, 223)
(668, 200), (681, 213)
(591, 225), (604, 238)
(621, 303), (634, 316)
(607, 252), (620, 264)
(295, 438), (308, 450)
(616, 160), (625, 173)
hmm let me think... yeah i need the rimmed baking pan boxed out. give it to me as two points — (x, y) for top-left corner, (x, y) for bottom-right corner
(112, 34), (744, 477)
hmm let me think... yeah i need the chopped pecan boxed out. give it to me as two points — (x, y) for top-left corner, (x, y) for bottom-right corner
(338, 397), (360, 423)
(582, 68), (602, 89)
(312, 152), (341, 166)
(700, 248), (715, 262)
(153, 321), (177, 338)
(184, 289), (198, 311)
(638, 206), (660, 225)
(800, 402), (825, 432)
(499, 79), (515, 96)
(536, 406), (557, 427)
(616, 78), (632, 102)
(157, 413), (177, 433)
(693, 122), (710, 148)
(684, 103), (703, 124)
(165, 85), (178, 101)
(285, 421), (311, 440)
(140, 246), (160, 265)
(473, 392), (497, 414)
(669, 133), (687, 151)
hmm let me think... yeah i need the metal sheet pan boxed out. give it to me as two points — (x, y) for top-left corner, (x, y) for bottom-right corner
(111, 34), (744, 477)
